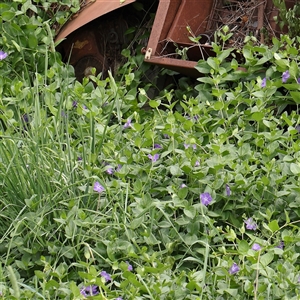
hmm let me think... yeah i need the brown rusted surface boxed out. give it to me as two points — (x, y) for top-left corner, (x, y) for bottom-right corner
(55, 0), (135, 42)
(145, 0), (296, 77)
(57, 10), (130, 81)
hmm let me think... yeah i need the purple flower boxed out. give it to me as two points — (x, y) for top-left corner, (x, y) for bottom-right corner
(261, 77), (267, 88)
(116, 298), (123, 300)
(252, 243), (261, 251)
(245, 218), (257, 230)
(148, 153), (159, 162)
(80, 285), (99, 297)
(184, 143), (190, 149)
(195, 161), (200, 167)
(100, 271), (112, 282)
(297, 78), (300, 84)
(295, 125), (300, 133)
(93, 181), (105, 193)
(116, 164), (122, 172)
(154, 143), (162, 149)
(282, 70), (290, 83)
(225, 184), (231, 196)
(229, 262), (240, 275)
(78, 156), (82, 161)
(0, 51), (8, 60)
(22, 114), (29, 123)
(126, 261), (133, 271)
(124, 119), (132, 129)
(180, 183), (187, 188)
(72, 101), (78, 108)
(106, 167), (114, 175)
(163, 134), (170, 139)
(192, 144), (197, 150)
(200, 192), (212, 206)
(276, 241), (284, 249)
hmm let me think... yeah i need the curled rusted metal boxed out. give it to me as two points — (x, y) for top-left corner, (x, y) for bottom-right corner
(56, 0), (297, 80)
(55, 0), (136, 42)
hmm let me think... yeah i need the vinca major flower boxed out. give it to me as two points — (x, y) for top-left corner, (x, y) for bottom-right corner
(100, 271), (112, 282)
(252, 243), (261, 251)
(148, 153), (159, 162)
(93, 182), (105, 193)
(229, 262), (240, 275)
(123, 119), (131, 129)
(261, 77), (267, 87)
(80, 285), (99, 297)
(0, 51), (7, 60)
(282, 70), (290, 83)
(200, 192), (212, 206)
(245, 217), (257, 230)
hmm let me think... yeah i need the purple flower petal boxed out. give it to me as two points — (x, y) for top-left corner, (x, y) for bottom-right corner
(261, 77), (267, 87)
(276, 241), (284, 249)
(229, 262), (240, 275)
(282, 70), (290, 83)
(106, 167), (114, 175)
(184, 143), (190, 149)
(100, 271), (112, 282)
(93, 181), (105, 193)
(200, 192), (212, 206)
(80, 285), (99, 297)
(148, 153), (159, 162)
(252, 243), (261, 251)
(180, 183), (187, 188)
(0, 51), (8, 60)
(124, 119), (132, 129)
(225, 184), (231, 196)
(126, 261), (133, 271)
(154, 143), (162, 149)
(194, 160), (200, 167)
(245, 217), (257, 231)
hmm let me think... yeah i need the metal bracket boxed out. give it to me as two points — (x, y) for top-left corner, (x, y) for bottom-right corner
(144, 48), (152, 60)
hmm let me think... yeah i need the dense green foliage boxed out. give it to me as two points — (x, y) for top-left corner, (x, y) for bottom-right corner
(1, 1), (300, 299)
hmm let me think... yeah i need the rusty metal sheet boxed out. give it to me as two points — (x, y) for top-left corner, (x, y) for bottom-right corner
(167, 0), (213, 43)
(145, 0), (296, 77)
(55, 0), (135, 42)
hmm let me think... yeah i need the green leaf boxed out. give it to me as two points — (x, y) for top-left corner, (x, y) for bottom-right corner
(195, 61), (211, 74)
(2, 11), (15, 21)
(250, 112), (264, 122)
(290, 91), (300, 104)
(268, 220), (280, 232)
(149, 99), (161, 108)
(290, 163), (300, 175)
(238, 240), (249, 254)
(290, 60), (298, 78)
(28, 35), (38, 49)
(184, 206), (196, 219)
(260, 252), (274, 267)
(170, 164), (183, 176)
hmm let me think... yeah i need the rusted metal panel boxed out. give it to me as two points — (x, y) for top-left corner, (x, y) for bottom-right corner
(55, 0), (135, 42)
(145, 0), (296, 77)
(167, 0), (213, 43)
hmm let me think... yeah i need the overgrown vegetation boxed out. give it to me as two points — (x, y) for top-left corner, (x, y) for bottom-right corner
(0, 1), (300, 299)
